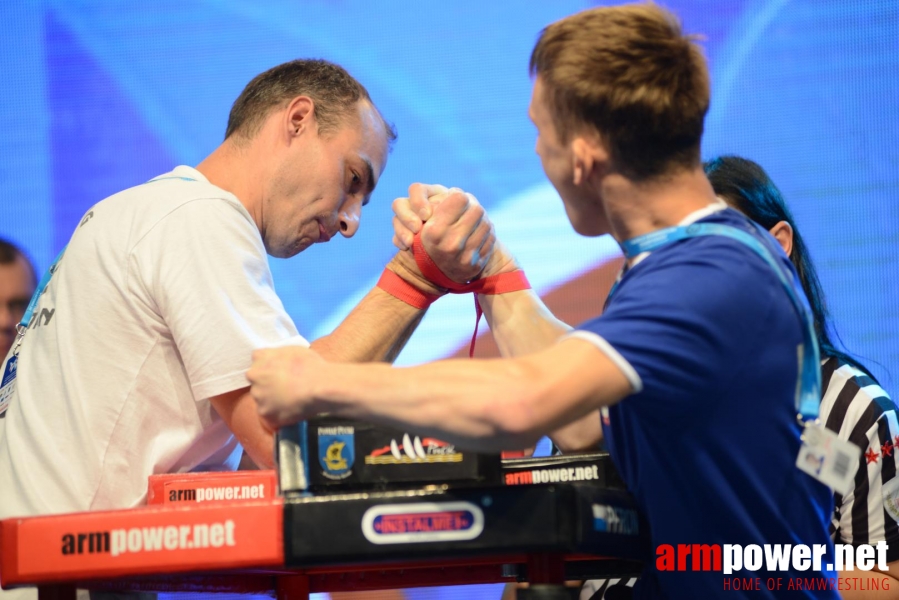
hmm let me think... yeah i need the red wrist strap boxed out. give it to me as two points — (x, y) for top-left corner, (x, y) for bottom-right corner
(376, 268), (441, 309)
(412, 232), (531, 357)
(411, 235), (461, 290)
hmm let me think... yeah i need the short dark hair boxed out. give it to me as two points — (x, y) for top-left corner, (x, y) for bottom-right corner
(530, 3), (709, 181)
(225, 59), (396, 145)
(0, 238), (37, 286)
(704, 155), (876, 379)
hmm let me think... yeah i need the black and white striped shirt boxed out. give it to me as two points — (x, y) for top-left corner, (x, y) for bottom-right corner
(820, 356), (899, 560)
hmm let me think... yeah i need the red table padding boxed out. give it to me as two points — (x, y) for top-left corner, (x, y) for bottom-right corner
(0, 500), (283, 587)
(147, 470), (277, 505)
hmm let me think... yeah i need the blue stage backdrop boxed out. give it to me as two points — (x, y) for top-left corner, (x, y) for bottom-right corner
(1, 0), (898, 472)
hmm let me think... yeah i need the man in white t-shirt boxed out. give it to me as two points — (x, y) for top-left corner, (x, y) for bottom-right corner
(0, 59), (494, 540)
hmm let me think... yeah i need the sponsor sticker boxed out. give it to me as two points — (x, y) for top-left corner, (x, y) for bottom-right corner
(4, 502), (282, 584)
(592, 503), (639, 535)
(147, 471), (277, 505)
(318, 426), (355, 480)
(162, 482), (267, 503)
(504, 464), (600, 485)
(365, 433), (462, 465)
(361, 501), (484, 544)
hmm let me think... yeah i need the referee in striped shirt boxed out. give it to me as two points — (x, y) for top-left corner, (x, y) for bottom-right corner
(579, 157), (898, 600)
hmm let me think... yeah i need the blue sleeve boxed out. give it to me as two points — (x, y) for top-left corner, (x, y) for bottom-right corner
(577, 242), (796, 421)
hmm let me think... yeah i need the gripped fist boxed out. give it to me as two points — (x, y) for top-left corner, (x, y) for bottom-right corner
(247, 346), (324, 430)
(392, 183), (495, 284)
(393, 183), (518, 282)
(391, 183), (448, 251)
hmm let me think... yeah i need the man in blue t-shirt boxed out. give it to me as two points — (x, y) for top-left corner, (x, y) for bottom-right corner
(246, 4), (839, 597)
(574, 205), (835, 596)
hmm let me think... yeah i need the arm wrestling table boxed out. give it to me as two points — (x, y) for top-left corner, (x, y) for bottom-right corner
(0, 443), (646, 599)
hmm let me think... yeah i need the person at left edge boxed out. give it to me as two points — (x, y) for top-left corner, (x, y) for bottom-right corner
(0, 239), (36, 360)
(0, 59), (501, 529)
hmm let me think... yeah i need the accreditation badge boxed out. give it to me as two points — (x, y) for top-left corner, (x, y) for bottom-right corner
(796, 421), (859, 495)
(0, 355), (18, 417)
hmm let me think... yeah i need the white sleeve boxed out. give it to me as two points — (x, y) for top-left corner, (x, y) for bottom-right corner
(131, 197), (307, 401)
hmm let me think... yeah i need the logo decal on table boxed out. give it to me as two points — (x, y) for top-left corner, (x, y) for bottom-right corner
(364, 433), (462, 465)
(592, 503), (639, 535)
(361, 502), (484, 544)
(318, 426), (355, 479)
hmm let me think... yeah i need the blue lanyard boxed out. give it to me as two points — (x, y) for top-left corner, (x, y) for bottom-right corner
(617, 222), (821, 422)
(16, 247), (66, 335)
(16, 175), (197, 337)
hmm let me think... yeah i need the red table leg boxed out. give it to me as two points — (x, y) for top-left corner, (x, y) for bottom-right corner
(526, 554), (566, 584)
(277, 574), (310, 600)
(37, 585), (76, 600)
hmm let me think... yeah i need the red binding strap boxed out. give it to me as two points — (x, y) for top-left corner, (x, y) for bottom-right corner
(376, 268), (441, 309)
(461, 270), (531, 357)
(411, 235), (460, 290)
(412, 232), (531, 357)
(377, 233), (531, 355)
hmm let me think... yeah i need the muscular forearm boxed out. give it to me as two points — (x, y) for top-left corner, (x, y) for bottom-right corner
(304, 339), (631, 452)
(231, 288), (425, 468)
(211, 388), (275, 469)
(311, 288), (426, 363)
(313, 357), (543, 451)
(477, 290), (571, 357)
(477, 289), (603, 450)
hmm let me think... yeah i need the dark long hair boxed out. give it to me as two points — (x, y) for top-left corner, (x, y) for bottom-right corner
(704, 155), (874, 378)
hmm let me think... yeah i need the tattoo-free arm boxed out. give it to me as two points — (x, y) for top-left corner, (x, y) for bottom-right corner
(215, 288), (428, 469)
(210, 387), (275, 469)
(310, 286), (428, 363)
(477, 289), (605, 451)
(303, 337), (633, 452)
(218, 258), (434, 468)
